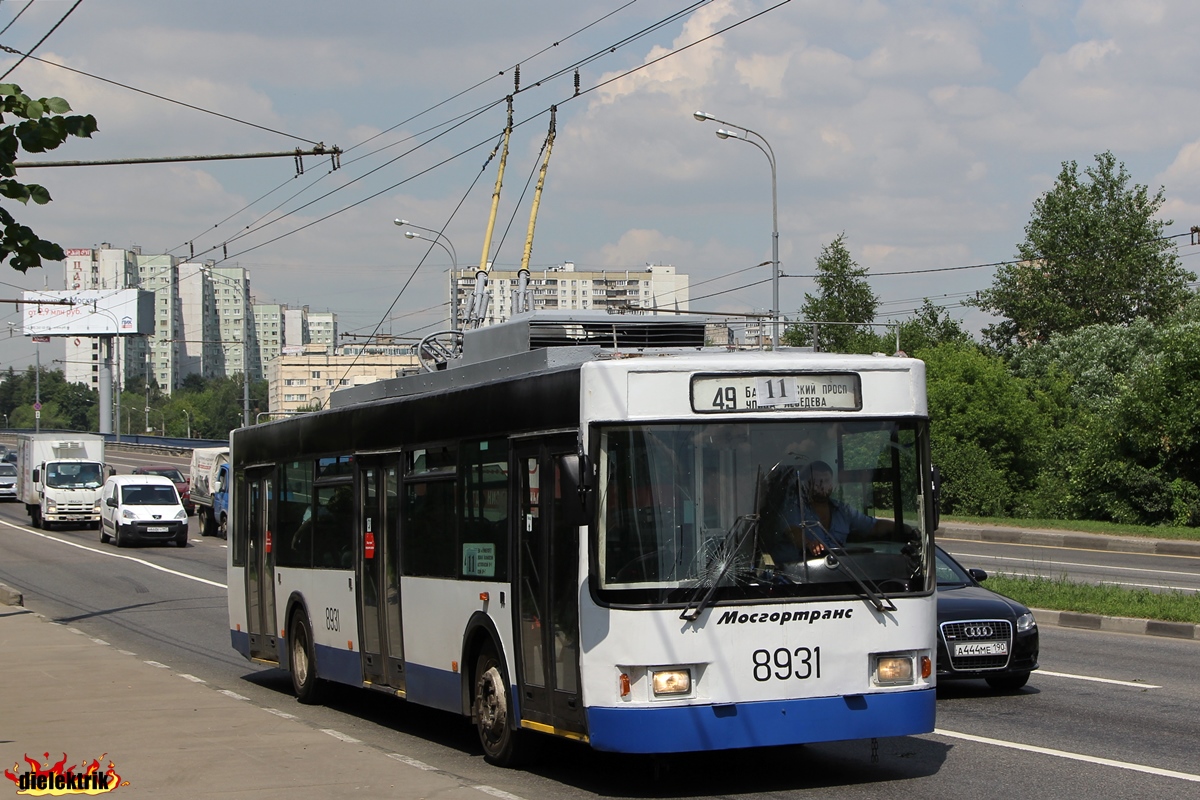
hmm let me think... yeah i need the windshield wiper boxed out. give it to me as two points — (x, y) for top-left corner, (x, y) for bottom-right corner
(679, 512), (760, 622)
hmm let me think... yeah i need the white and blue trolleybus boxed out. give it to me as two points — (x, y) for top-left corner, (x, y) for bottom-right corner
(227, 313), (937, 765)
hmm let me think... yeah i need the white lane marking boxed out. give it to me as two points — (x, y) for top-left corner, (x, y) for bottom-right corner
(955, 552), (1200, 580)
(178, 673), (206, 683)
(67, 627), (85, 635)
(387, 754), (437, 771)
(473, 786), (528, 800)
(940, 537), (1200, 563)
(91, 638), (110, 646)
(1037, 670), (1161, 689)
(0, 519), (227, 589)
(219, 690), (250, 701)
(935, 728), (1200, 783)
(144, 660), (170, 669)
(117, 650), (136, 656)
(321, 728), (361, 743)
(263, 708), (297, 719)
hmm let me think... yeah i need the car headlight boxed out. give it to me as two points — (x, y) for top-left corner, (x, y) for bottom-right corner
(1016, 612), (1036, 632)
(651, 668), (692, 696)
(93, 499), (102, 511)
(121, 509), (136, 520)
(45, 499), (57, 510)
(174, 509), (187, 520)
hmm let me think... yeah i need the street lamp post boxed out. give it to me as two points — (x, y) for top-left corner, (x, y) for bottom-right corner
(182, 408), (192, 439)
(395, 219), (460, 330)
(693, 111), (779, 349)
(146, 407), (165, 436)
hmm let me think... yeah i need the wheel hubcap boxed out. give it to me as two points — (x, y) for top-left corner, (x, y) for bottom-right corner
(477, 666), (506, 739)
(293, 631), (309, 685)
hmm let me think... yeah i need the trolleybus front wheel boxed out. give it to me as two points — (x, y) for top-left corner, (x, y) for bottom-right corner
(474, 648), (525, 767)
(289, 610), (324, 704)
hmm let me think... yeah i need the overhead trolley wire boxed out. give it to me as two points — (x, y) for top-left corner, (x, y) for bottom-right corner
(0, 44), (323, 144)
(183, 1), (724, 262)
(0, 0), (82, 81)
(0, 0), (36, 39)
(211, 1), (795, 264)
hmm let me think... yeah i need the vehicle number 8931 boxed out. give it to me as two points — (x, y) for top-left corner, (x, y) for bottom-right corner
(753, 647), (821, 682)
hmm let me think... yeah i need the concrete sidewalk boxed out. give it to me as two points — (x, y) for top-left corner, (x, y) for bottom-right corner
(0, 606), (498, 799)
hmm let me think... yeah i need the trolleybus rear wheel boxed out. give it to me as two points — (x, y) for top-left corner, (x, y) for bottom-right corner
(290, 610), (323, 704)
(474, 647), (525, 767)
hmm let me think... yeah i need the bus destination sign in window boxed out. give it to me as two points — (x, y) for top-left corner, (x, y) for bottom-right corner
(691, 373), (862, 413)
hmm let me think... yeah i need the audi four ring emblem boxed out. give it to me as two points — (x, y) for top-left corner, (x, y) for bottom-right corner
(964, 625), (995, 638)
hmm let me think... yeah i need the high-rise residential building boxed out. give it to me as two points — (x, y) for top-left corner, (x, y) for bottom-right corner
(62, 245), (149, 390)
(448, 262), (689, 328)
(61, 247), (274, 394)
(307, 311), (337, 352)
(251, 302), (284, 380)
(267, 343), (416, 413)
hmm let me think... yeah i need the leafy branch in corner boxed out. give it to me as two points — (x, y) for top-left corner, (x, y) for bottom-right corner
(0, 82), (97, 271)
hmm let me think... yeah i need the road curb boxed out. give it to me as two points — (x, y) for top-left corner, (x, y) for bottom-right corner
(1033, 608), (1199, 640)
(0, 581), (23, 606)
(939, 523), (1200, 557)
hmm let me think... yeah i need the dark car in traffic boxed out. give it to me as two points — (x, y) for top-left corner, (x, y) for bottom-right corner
(935, 545), (1039, 691)
(131, 464), (193, 515)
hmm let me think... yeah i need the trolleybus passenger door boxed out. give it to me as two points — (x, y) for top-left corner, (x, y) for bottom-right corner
(357, 457), (405, 690)
(514, 438), (584, 737)
(245, 467), (278, 662)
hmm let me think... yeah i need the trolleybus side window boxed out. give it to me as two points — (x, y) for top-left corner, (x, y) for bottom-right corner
(314, 483), (354, 569)
(402, 445), (458, 578)
(460, 439), (508, 580)
(277, 460), (314, 568)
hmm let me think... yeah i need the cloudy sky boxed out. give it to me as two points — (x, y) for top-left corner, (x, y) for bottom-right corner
(3, 0), (1200, 370)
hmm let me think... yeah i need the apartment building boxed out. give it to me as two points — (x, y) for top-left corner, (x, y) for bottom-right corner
(448, 262), (689, 328)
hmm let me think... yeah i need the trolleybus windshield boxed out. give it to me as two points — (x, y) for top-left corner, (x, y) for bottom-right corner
(596, 418), (930, 606)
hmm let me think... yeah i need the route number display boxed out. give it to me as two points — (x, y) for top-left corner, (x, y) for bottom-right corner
(692, 373), (862, 413)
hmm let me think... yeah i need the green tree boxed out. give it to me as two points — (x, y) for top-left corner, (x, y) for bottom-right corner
(922, 343), (1048, 516)
(974, 151), (1194, 349)
(0, 83), (97, 271)
(784, 233), (879, 352)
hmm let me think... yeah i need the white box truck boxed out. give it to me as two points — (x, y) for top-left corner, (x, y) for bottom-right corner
(189, 446), (230, 537)
(17, 433), (108, 529)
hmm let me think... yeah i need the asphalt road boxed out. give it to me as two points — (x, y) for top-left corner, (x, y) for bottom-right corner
(2, 496), (1198, 799)
(941, 536), (1200, 594)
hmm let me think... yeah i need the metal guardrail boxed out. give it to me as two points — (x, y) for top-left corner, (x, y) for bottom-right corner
(0, 428), (227, 457)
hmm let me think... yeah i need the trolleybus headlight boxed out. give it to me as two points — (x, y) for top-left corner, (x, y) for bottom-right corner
(1016, 612), (1036, 632)
(873, 655), (914, 686)
(651, 668), (692, 696)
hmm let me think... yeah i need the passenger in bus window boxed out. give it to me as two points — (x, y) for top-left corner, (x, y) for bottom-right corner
(781, 460), (906, 560)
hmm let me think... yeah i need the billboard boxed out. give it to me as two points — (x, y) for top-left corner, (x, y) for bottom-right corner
(23, 289), (155, 336)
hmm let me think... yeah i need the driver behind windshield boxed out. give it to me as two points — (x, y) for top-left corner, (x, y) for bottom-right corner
(775, 460), (902, 561)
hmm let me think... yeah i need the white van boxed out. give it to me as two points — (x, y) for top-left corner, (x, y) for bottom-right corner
(99, 475), (189, 547)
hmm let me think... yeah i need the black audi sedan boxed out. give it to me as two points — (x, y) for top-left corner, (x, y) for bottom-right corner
(935, 545), (1039, 691)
